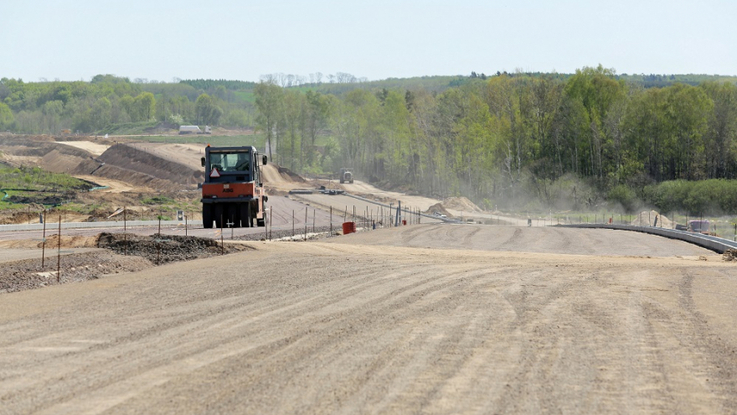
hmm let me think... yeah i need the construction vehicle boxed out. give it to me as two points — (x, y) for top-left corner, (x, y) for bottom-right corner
(688, 219), (710, 234)
(339, 168), (354, 184)
(200, 145), (268, 228)
(180, 125), (201, 134)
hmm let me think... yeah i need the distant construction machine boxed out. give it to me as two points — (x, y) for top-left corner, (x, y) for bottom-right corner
(688, 219), (710, 234)
(180, 125), (212, 135)
(200, 145), (268, 228)
(339, 167), (354, 184)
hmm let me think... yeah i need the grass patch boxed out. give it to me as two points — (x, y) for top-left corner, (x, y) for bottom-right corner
(142, 196), (176, 205)
(55, 203), (93, 213)
(99, 121), (160, 135)
(0, 166), (92, 193)
(0, 166), (93, 209)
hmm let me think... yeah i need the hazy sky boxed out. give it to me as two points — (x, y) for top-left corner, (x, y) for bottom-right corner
(2, 0), (735, 82)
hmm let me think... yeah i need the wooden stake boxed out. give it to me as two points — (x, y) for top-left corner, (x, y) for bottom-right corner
(57, 214), (61, 283)
(41, 210), (47, 268)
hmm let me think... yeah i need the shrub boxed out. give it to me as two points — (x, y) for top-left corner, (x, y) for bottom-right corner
(643, 179), (737, 215)
(607, 185), (638, 213)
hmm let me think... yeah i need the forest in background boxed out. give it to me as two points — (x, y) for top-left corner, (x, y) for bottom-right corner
(2, 67), (737, 214)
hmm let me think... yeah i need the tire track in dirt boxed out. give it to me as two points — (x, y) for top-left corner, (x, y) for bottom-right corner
(461, 226), (481, 247)
(490, 268), (578, 413)
(0, 250), (506, 414)
(497, 227), (523, 250)
(675, 270), (737, 413)
(398, 222), (441, 245)
(95, 262), (511, 414)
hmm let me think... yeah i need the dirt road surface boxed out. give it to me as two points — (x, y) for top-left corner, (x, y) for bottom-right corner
(342, 180), (441, 211)
(1, 226), (737, 414)
(338, 180), (528, 224)
(295, 193), (443, 225)
(335, 224), (710, 256)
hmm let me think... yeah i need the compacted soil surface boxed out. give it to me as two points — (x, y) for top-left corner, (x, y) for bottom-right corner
(1, 225), (736, 414)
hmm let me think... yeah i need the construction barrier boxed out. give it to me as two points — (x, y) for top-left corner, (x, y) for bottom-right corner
(342, 221), (356, 235)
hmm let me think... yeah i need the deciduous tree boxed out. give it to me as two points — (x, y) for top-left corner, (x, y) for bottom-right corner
(194, 93), (222, 126)
(0, 102), (15, 130)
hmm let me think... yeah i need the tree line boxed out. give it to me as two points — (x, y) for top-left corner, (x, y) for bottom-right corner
(255, 66), (737, 212)
(0, 75), (255, 134)
(2, 68), (737, 213)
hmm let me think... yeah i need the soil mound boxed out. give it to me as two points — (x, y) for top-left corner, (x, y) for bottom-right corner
(278, 166), (306, 183)
(96, 232), (251, 264)
(0, 210), (44, 225)
(1, 137), (191, 191)
(261, 164), (306, 185)
(98, 144), (204, 188)
(631, 210), (673, 228)
(0, 136), (56, 155)
(443, 197), (483, 212)
(723, 249), (737, 262)
(425, 203), (452, 217)
(41, 147), (93, 172)
(57, 141), (110, 156)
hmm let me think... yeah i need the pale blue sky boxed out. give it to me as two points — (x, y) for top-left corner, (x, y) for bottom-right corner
(2, 0), (735, 82)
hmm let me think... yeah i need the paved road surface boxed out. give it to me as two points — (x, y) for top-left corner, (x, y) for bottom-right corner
(1, 226), (736, 414)
(0, 195), (336, 243)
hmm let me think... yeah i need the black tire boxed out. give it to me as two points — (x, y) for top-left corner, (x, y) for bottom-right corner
(239, 203), (251, 228)
(202, 204), (213, 228)
(224, 204), (238, 229)
(257, 203), (267, 227)
(214, 204), (224, 229)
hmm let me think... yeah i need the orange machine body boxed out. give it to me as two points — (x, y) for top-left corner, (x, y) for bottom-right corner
(200, 145), (268, 228)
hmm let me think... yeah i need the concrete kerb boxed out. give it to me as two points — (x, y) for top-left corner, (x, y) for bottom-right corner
(557, 223), (737, 254)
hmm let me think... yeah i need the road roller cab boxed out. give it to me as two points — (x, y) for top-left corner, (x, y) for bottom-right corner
(200, 145), (268, 228)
